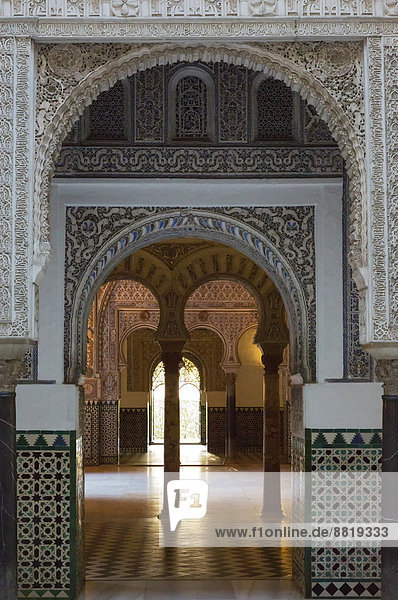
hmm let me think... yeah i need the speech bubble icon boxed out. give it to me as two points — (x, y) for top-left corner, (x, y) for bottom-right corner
(167, 479), (208, 532)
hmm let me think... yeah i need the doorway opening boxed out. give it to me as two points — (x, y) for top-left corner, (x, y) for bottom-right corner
(151, 357), (201, 444)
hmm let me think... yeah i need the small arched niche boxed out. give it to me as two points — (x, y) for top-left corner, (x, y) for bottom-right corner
(168, 65), (216, 142)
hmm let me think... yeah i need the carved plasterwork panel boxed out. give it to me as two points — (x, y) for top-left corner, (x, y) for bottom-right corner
(145, 241), (211, 269)
(97, 279), (257, 392)
(0, 0), (382, 17)
(0, 37), (31, 337)
(55, 146), (342, 177)
(187, 280), (256, 307)
(185, 310), (258, 367)
(39, 42), (364, 284)
(384, 39), (398, 338)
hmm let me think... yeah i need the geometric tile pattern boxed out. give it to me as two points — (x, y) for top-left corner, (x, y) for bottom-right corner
(120, 407), (147, 453)
(307, 428), (382, 599)
(83, 401), (119, 465)
(311, 448), (382, 472)
(85, 519), (292, 580)
(207, 407), (226, 453)
(311, 580), (381, 597)
(83, 401), (100, 466)
(311, 547), (380, 580)
(16, 431), (80, 600)
(99, 400), (119, 464)
(236, 408), (263, 452)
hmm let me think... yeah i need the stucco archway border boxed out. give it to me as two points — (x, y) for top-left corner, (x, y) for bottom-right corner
(65, 208), (313, 385)
(37, 42), (365, 278)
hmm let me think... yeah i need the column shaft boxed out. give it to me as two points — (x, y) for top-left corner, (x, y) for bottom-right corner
(262, 353), (282, 473)
(0, 391), (17, 600)
(0, 356), (24, 600)
(225, 372), (237, 459)
(162, 351), (182, 473)
(261, 351), (284, 518)
(375, 359), (398, 600)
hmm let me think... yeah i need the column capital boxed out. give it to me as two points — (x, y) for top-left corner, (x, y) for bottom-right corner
(259, 345), (286, 375)
(0, 339), (32, 392)
(375, 359), (398, 395)
(157, 339), (186, 371)
(0, 359), (25, 392)
(225, 371), (237, 386)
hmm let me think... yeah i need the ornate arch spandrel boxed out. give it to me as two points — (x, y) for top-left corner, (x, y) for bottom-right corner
(38, 41), (364, 280)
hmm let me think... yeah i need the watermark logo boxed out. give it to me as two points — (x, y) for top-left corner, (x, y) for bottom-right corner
(167, 479), (208, 531)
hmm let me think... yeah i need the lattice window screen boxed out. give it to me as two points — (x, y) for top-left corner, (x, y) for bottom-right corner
(256, 78), (294, 141)
(88, 80), (127, 141)
(175, 76), (208, 139)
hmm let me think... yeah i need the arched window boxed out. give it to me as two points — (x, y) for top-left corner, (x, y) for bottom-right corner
(169, 67), (215, 142)
(252, 75), (297, 142)
(151, 357), (201, 443)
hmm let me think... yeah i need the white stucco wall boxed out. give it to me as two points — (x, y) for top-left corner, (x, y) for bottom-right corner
(303, 382), (382, 428)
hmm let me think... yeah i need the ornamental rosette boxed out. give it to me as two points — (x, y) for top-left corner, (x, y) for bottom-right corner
(111, 0), (139, 16)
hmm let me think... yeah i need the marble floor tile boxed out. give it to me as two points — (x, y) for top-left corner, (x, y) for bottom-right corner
(77, 580), (303, 600)
(145, 580), (236, 599)
(233, 580), (303, 599)
(78, 581), (146, 600)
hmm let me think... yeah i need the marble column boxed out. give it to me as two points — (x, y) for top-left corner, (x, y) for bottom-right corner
(261, 349), (284, 517)
(160, 341), (185, 473)
(375, 359), (398, 600)
(0, 357), (24, 600)
(224, 371), (237, 460)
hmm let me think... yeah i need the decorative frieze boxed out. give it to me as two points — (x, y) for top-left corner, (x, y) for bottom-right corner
(0, 0), (383, 18)
(55, 146), (342, 177)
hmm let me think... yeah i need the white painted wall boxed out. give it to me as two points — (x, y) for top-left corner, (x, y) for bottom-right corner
(16, 384), (80, 430)
(40, 177), (343, 386)
(304, 382), (382, 428)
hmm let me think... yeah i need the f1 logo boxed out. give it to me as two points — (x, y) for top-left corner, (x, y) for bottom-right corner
(167, 479), (208, 531)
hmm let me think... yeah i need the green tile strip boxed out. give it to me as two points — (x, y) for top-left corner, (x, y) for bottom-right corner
(16, 430), (71, 450)
(309, 429), (382, 448)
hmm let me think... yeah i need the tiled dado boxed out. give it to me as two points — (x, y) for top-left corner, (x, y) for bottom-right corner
(306, 429), (382, 599)
(208, 407), (226, 453)
(83, 400), (119, 465)
(16, 430), (84, 599)
(120, 407), (147, 453)
(208, 407), (264, 453)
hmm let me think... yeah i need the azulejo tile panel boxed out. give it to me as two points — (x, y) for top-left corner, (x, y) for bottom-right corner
(17, 430), (82, 600)
(120, 407), (147, 453)
(306, 428), (382, 599)
(207, 407), (226, 453)
(236, 407), (263, 452)
(83, 400), (119, 465)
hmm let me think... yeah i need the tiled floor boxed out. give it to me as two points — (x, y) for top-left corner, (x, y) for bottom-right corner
(119, 444), (264, 466)
(83, 447), (294, 598)
(78, 580), (303, 599)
